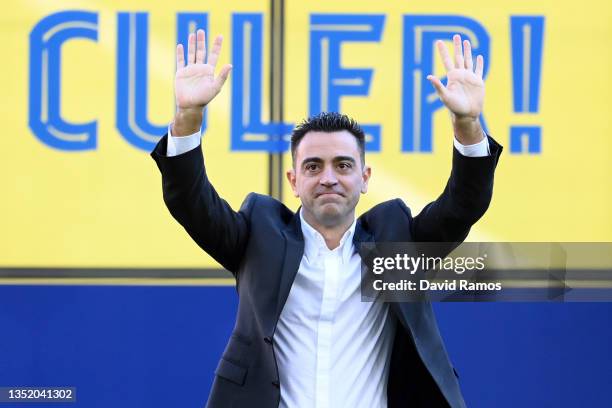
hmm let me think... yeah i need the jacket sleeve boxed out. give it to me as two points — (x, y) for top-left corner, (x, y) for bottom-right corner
(409, 135), (503, 242)
(150, 134), (254, 274)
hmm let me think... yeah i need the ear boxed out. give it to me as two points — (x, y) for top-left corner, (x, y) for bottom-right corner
(286, 168), (299, 197)
(360, 165), (371, 194)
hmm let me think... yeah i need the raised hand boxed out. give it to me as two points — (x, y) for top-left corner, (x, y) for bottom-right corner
(172, 29), (232, 135)
(427, 34), (485, 144)
(175, 29), (232, 112)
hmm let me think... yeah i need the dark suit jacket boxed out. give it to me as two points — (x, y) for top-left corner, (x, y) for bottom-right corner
(151, 134), (502, 408)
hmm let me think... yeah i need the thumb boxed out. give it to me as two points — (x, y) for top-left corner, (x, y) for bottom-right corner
(214, 64), (233, 90)
(427, 75), (447, 99)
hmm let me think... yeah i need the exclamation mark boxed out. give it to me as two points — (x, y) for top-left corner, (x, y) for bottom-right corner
(510, 16), (545, 154)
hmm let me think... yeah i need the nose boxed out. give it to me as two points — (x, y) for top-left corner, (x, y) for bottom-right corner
(319, 166), (338, 187)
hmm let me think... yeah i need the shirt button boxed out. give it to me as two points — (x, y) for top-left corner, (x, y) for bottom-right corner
(264, 336), (273, 344)
(271, 380), (280, 388)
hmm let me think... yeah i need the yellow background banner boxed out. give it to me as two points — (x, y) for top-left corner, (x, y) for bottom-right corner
(1, 0), (610, 268)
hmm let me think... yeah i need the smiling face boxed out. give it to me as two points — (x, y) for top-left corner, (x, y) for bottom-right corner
(286, 130), (371, 229)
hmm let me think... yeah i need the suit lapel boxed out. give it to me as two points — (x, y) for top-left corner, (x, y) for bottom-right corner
(354, 219), (419, 334)
(275, 212), (305, 320)
(354, 219), (388, 303)
(353, 218), (375, 251)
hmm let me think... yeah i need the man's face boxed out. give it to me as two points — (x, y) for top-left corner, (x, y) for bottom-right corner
(286, 130), (371, 228)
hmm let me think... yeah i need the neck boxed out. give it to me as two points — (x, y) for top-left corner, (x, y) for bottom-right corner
(301, 209), (354, 250)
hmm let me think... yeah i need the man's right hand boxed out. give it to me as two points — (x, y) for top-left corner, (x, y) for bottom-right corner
(172, 29), (232, 136)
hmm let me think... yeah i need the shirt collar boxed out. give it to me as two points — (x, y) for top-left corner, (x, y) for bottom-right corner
(299, 208), (356, 262)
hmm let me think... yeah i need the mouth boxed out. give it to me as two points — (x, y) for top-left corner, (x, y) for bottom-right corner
(316, 192), (343, 198)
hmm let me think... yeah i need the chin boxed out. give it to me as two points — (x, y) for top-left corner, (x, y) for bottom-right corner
(315, 205), (345, 225)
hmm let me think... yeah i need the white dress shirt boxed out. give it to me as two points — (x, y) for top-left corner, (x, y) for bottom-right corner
(165, 124), (489, 407)
(274, 211), (396, 408)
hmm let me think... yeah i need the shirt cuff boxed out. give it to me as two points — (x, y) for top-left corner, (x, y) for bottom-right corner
(453, 133), (490, 157)
(166, 124), (202, 157)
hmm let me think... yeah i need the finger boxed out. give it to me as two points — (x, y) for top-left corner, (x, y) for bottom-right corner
(176, 44), (185, 70)
(426, 75), (447, 99)
(187, 32), (196, 64)
(475, 55), (484, 78)
(463, 39), (473, 71)
(436, 40), (453, 72)
(207, 35), (223, 68)
(453, 34), (464, 69)
(214, 64), (233, 90)
(196, 29), (205, 64)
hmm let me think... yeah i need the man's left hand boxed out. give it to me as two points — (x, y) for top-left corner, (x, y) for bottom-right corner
(427, 34), (486, 145)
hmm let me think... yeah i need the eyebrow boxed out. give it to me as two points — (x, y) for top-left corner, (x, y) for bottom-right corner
(300, 156), (357, 167)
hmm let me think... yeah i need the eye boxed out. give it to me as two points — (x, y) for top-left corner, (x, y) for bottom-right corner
(305, 163), (319, 172)
(338, 162), (352, 170)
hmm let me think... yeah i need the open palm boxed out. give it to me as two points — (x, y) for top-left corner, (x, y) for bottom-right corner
(175, 30), (232, 111)
(427, 35), (485, 119)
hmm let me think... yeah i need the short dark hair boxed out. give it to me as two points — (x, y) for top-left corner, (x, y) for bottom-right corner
(290, 112), (366, 166)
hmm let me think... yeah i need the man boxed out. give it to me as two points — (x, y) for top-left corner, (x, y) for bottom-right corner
(151, 29), (502, 408)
